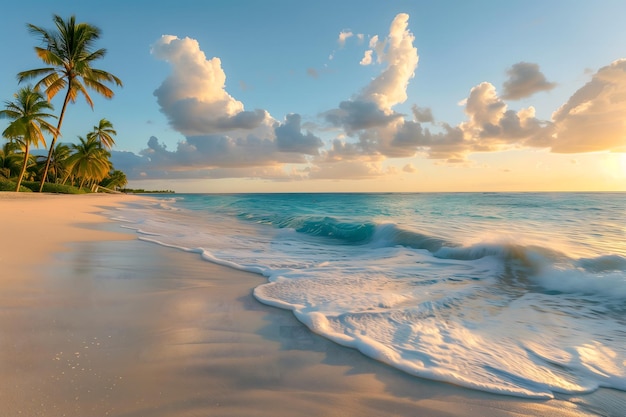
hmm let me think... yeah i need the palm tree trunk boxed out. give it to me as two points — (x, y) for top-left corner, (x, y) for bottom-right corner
(15, 145), (30, 192)
(38, 87), (71, 192)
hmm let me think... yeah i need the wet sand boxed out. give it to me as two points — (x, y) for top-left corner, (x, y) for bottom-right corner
(1, 192), (622, 416)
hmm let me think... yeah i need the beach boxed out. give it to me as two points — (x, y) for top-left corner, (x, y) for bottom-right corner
(0, 192), (621, 416)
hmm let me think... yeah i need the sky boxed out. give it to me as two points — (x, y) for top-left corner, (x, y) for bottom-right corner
(1, 0), (625, 193)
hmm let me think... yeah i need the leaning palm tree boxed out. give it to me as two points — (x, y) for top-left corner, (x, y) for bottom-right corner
(18, 15), (122, 191)
(65, 135), (112, 189)
(0, 86), (57, 191)
(87, 118), (117, 149)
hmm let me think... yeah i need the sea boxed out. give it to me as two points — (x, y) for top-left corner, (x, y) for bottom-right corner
(109, 192), (626, 400)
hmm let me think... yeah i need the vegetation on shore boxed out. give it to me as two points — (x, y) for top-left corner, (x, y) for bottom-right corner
(0, 178), (86, 193)
(121, 188), (176, 194)
(0, 14), (127, 194)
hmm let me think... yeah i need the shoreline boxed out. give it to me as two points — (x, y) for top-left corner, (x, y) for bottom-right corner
(0, 192), (621, 416)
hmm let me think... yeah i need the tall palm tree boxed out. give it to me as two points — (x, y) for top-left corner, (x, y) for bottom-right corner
(65, 135), (111, 189)
(17, 15), (122, 191)
(0, 86), (57, 191)
(87, 118), (116, 149)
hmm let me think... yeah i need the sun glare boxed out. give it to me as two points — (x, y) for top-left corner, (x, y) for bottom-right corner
(604, 153), (626, 180)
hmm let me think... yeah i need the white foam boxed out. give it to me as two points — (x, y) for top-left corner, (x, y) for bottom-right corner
(532, 265), (626, 299)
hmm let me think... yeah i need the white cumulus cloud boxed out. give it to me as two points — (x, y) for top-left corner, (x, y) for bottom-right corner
(359, 13), (418, 110)
(151, 35), (270, 136)
(338, 30), (354, 47)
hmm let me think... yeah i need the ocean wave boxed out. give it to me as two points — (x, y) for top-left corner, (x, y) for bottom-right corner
(369, 223), (626, 300)
(369, 223), (449, 252)
(109, 193), (626, 400)
(532, 263), (626, 300)
(141, 197), (626, 301)
(284, 216), (376, 243)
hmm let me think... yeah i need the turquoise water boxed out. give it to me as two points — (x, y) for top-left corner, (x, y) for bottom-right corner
(112, 193), (626, 399)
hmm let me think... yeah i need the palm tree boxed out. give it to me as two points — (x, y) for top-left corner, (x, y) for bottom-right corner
(100, 169), (127, 191)
(17, 15), (122, 191)
(47, 142), (72, 183)
(21, 153), (39, 182)
(65, 135), (111, 189)
(0, 142), (22, 179)
(88, 118), (117, 149)
(0, 87), (57, 191)
(36, 142), (72, 184)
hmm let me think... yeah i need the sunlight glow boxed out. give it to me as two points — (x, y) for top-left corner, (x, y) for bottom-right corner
(605, 153), (626, 179)
(620, 154), (626, 178)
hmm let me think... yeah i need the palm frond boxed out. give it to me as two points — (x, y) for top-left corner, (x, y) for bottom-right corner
(17, 67), (55, 83)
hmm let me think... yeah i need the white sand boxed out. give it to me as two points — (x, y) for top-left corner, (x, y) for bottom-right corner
(0, 192), (138, 279)
(1, 191), (619, 416)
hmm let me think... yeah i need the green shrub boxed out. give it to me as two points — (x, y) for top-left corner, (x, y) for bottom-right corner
(21, 181), (87, 194)
(0, 179), (87, 194)
(0, 179), (14, 191)
(0, 178), (33, 192)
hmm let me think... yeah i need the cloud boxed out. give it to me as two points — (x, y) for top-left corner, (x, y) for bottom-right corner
(460, 82), (549, 148)
(151, 35), (270, 136)
(501, 62), (556, 100)
(550, 59), (626, 153)
(114, 131), (312, 181)
(360, 13), (418, 110)
(145, 19), (424, 181)
(464, 82), (507, 128)
(382, 79), (550, 162)
(364, 35), (385, 65)
(338, 30), (365, 48)
(319, 138), (367, 162)
(322, 13), (526, 164)
(412, 105), (434, 123)
(109, 150), (150, 178)
(325, 100), (403, 133)
(117, 106), (326, 179)
(275, 114), (324, 155)
(128, 15), (625, 186)
(307, 68), (319, 78)
(392, 121), (468, 162)
(403, 163), (417, 173)
(360, 50), (373, 66)
(418, 59), (625, 159)
(308, 159), (386, 180)
(323, 13), (419, 158)
(338, 30), (353, 47)
(134, 34), (329, 181)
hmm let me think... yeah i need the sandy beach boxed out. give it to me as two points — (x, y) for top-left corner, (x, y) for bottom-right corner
(1, 192), (622, 416)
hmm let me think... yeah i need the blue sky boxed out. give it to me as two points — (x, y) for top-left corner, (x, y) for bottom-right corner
(1, 0), (626, 192)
